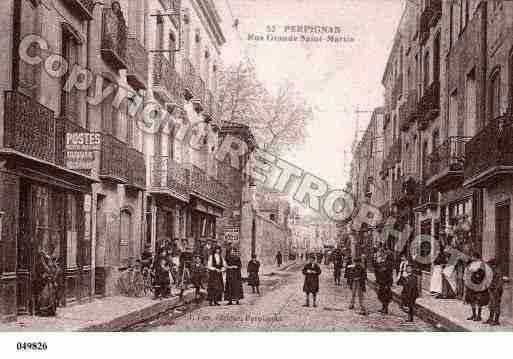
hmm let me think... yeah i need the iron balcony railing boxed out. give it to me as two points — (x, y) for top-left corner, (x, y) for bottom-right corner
(188, 164), (232, 207)
(428, 136), (471, 181)
(3, 91), (92, 175)
(3, 90), (55, 163)
(100, 133), (128, 182)
(183, 57), (196, 99)
(418, 80), (440, 129)
(101, 7), (128, 70)
(420, 0), (442, 45)
(151, 156), (189, 201)
(464, 114), (513, 181)
(65, 0), (95, 20)
(127, 37), (148, 90)
(126, 147), (146, 189)
(152, 53), (183, 107)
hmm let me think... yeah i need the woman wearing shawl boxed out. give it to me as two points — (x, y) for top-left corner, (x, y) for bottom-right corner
(224, 248), (244, 305)
(207, 246), (225, 306)
(35, 248), (60, 316)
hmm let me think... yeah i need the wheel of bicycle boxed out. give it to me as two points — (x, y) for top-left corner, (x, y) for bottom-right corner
(132, 271), (145, 297)
(117, 273), (129, 296)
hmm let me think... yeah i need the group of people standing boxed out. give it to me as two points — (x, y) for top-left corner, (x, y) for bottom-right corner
(299, 247), (421, 323)
(145, 239), (263, 306)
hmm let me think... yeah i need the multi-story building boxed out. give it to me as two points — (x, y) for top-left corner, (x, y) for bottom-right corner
(350, 0), (513, 316)
(143, 0), (229, 262)
(0, 0), (230, 322)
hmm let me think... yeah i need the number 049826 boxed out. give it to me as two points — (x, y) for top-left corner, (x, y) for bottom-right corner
(17, 342), (48, 351)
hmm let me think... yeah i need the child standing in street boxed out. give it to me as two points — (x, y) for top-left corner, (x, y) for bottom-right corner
(302, 254), (322, 307)
(190, 255), (206, 303)
(401, 263), (419, 322)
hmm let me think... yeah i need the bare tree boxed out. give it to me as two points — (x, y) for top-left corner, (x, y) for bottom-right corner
(217, 57), (313, 154)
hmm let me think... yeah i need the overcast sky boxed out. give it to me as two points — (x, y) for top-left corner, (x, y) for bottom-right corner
(216, 0), (404, 190)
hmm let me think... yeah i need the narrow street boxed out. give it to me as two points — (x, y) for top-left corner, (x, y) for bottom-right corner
(134, 264), (434, 332)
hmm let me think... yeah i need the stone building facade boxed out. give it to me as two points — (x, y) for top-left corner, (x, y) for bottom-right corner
(349, 0), (513, 317)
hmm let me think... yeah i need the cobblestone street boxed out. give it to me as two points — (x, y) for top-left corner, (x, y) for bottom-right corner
(137, 264), (434, 331)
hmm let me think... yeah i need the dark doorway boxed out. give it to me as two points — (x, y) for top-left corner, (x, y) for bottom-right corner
(495, 201), (510, 277)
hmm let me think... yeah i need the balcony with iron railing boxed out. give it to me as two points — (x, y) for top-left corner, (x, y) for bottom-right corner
(464, 113), (513, 188)
(188, 165), (232, 208)
(417, 80), (440, 130)
(203, 90), (216, 122)
(100, 133), (128, 183)
(3, 90), (92, 176)
(392, 173), (419, 206)
(420, 0), (442, 45)
(426, 136), (471, 189)
(126, 147), (146, 190)
(64, 0), (95, 20)
(153, 53), (183, 108)
(150, 156), (189, 202)
(399, 90), (419, 132)
(414, 185), (438, 213)
(127, 37), (148, 90)
(159, 0), (181, 29)
(101, 7), (128, 70)
(183, 57), (196, 100)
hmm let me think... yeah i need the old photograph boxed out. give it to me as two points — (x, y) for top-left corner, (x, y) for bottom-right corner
(0, 0), (512, 336)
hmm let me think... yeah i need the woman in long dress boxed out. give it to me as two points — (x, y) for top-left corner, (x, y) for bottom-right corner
(224, 249), (244, 305)
(207, 246), (225, 306)
(247, 254), (261, 295)
(35, 249), (60, 316)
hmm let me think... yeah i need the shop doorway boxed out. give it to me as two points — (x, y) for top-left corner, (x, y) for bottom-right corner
(495, 201), (510, 277)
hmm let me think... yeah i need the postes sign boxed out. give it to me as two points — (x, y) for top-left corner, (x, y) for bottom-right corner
(65, 132), (101, 170)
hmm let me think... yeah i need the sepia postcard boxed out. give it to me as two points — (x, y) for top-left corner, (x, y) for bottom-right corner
(1, 1), (513, 348)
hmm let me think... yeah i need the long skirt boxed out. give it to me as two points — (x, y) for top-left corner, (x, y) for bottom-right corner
(207, 270), (224, 302)
(37, 281), (57, 316)
(430, 265), (443, 295)
(489, 288), (503, 312)
(377, 285), (392, 305)
(225, 269), (244, 301)
(247, 272), (260, 287)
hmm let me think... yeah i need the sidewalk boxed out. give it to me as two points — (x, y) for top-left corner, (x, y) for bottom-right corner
(0, 291), (195, 332)
(367, 271), (513, 331)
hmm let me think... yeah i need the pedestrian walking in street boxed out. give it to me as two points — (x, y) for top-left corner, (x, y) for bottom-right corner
(191, 255), (206, 303)
(302, 254), (322, 307)
(400, 263), (419, 322)
(247, 254), (261, 295)
(224, 249), (244, 305)
(332, 249), (343, 285)
(348, 257), (366, 315)
(207, 246), (225, 306)
(397, 254), (408, 286)
(344, 256), (353, 288)
(375, 249), (393, 314)
(276, 251), (283, 267)
(464, 253), (489, 322)
(486, 258), (503, 326)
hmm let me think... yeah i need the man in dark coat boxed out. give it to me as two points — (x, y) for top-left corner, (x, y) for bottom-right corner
(486, 258), (504, 326)
(224, 249), (244, 305)
(348, 256), (367, 315)
(247, 254), (261, 295)
(276, 251), (283, 267)
(332, 249), (343, 285)
(375, 249), (394, 314)
(302, 254), (322, 307)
